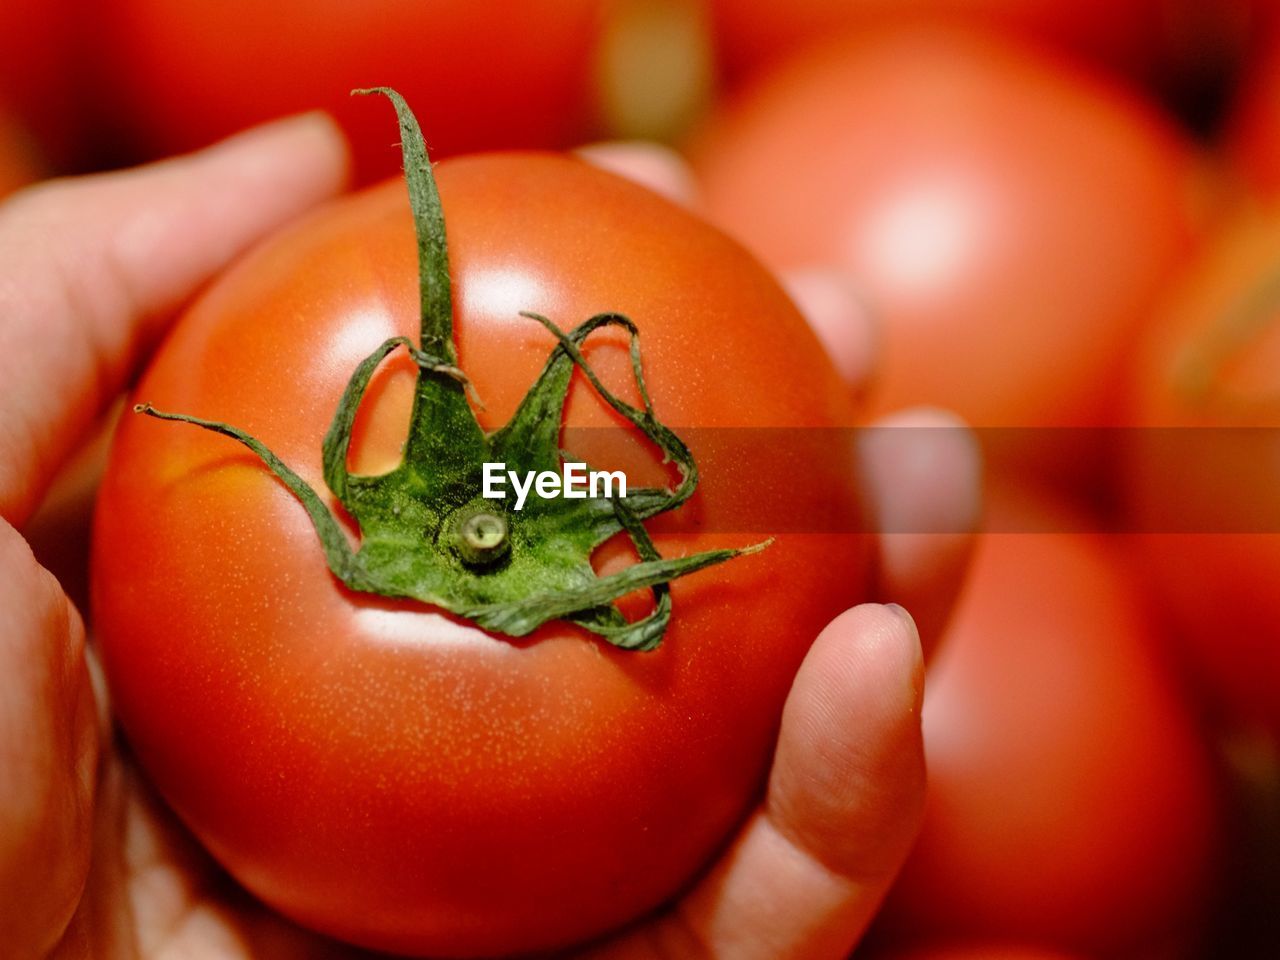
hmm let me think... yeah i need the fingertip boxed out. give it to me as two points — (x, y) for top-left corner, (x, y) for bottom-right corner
(810, 602), (925, 727)
(193, 110), (352, 196)
(768, 602), (925, 882)
(780, 268), (878, 393)
(575, 141), (699, 207)
(859, 408), (983, 656)
(861, 406), (983, 537)
(643, 602), (927, 960)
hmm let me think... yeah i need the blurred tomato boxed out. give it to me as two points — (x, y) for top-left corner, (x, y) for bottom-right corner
(0, 0), (78, 166)
(707, 0), (1247, 92)
(874, 489), (1222, 958)
(1124, 201), (1280, 735)
(691, 25), (1202, 436)
(0, 110), (41, 198)
(1227, 27), (1280, 197)
(866, 946), (1088, 960)
(90, 0), (608, 179)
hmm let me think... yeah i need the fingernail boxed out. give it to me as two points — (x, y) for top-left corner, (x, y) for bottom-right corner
(884, 601), (912, 623)
(882, 603), (925, 707)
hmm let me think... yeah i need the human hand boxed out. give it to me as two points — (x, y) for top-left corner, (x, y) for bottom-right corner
(1, 123), (977, 959)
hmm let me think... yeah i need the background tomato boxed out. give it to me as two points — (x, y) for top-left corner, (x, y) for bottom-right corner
(1123, 200), (1280, 736)
(91, 154), (869, 956)
(871, 488), (1222, 959)
(708, 0), (1162, 80)
(0, 0), (80, 167)
(865, 946), (1089, 960)
(88, 1), (609, 180)
(690, 25), (1202, 440)
(705, 0), (1255, 117)
(0, 111), (41, 199)
(1226, 22), (1280, 197)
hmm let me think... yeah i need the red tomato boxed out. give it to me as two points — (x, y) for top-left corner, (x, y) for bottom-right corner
(0, 110), (41, 198)
(90, 1), (607, 179)
(0, 0), (77, 166)
(874, 489), (1222, 958)
(868, 946), (1089, 960)
(91, 153), (868, 955)
(691, 25), (1202, 432)
(1226, 26), (1280, 197)
(1124, 201), (1280, 735)
(706, 0), (1239, 90)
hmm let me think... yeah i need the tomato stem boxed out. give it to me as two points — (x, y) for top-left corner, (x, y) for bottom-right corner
(352, 87), (456, 362)
(132, 87), (763, 650)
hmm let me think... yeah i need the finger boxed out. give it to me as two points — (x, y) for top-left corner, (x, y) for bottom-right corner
(0, 112), (350, 527)
(0, 520), (99, 956)
(771, 267), (980, 653)
(858, 408), (982, 657)
(575, 141), (699, 208)
(779, 268), (878, 396)
(587, 604), (925, 960)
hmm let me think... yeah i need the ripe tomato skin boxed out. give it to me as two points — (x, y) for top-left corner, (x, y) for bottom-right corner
(1124, 202), (1280, 736)
(90, 1), (605, 179)
(691, 25), (1202, 431)
(874, 489), (1222, 958)
(91, 154), (868, 956)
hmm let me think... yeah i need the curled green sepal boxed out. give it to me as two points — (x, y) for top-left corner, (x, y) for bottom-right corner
(133, 87), (766, 652)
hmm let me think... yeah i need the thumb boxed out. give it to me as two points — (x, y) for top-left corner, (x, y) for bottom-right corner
(0, 519), (98, 956)
(590, 603), (926, 959)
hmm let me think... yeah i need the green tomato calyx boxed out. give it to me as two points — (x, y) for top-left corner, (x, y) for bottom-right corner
(133, 87), (765, 651)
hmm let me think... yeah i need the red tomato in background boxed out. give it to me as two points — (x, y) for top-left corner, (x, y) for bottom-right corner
(866, 946), (1089, 960)
(1226, 25), (1280, 197)
(707, 0), (1252, 94)
(691, 25), (1202, 438)
(0, 0), (78, 166)
(89, 1), (608, 179)
(1124, 201), (1280, 736)
(0, 111), (41, 198)
(873, 489), (1222, 958)
(91, 154), (869, 956)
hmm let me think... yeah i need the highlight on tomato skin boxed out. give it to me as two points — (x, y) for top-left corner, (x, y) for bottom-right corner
(688, 23), (1204, 441)
(90, 139), (871, 955)
(870, 487), (1224, 960)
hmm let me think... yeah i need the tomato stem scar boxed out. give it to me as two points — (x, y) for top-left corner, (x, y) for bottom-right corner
(451, 505), (511, 567)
